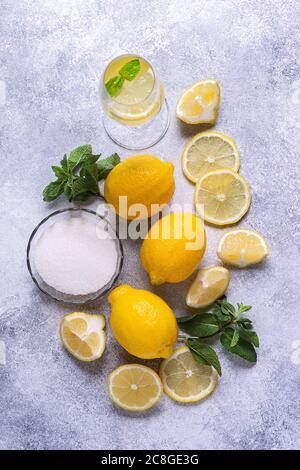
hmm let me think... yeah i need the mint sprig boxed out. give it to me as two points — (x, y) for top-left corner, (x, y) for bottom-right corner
(105, 58), (141, 97)
(177, 297), (259, 376)
(43, 145), (120, 202)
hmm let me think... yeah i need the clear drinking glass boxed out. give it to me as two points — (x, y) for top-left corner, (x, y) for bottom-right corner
(101, 54), (170, 150)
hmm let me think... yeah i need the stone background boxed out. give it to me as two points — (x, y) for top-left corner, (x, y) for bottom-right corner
(0, 0), (299, 450)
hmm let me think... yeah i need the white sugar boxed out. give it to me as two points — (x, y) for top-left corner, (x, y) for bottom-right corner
(34, 217), (119, 295)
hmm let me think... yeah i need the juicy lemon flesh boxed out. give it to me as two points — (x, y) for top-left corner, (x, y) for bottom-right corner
(60, 313), (106, 361)
(160, 347), (217, 403)
(218, 230), (269, 267)
(177, 81), (220, 124)
(195, 170), (251, 225)
(187, 267), (230, 308)
(183, 133), (240, 183)
(109, 365), (162, 411)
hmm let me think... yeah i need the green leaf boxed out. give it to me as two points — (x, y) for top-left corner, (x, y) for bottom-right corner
(211, 305), (231, 322)
(97, 153), (120, 180)
(220, 328), (257, 363)
(178, 313), (220, 338)
(68, 145), (92, 170)
(105, 75), (125, 97)
(237, 303), (252, 314)
(51, 165), (67, 179)
(237, 317), (253, 329)
(42, 179), (65, 201)
(187, 338), (222, 376)
(176, 313), (198, 324)
(238, 327), (259, 348)
(230, 329), (239, 348)
(119, 58), (141, 81)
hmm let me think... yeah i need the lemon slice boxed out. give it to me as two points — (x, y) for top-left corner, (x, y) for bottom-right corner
(186, 266), (230, 308)
(160, 346), (217, 403)
(217, 228), (269, 267)
(194, 169), (251, 226)
(60, 312), (106, 362)
(182, 131), (240, 183)
(176, 80), (220, 124)
(108, 364), (163, 411)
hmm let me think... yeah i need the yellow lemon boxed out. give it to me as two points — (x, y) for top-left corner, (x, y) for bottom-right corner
(176, 79), (220, 124)
(104, 154), (175, 220)
(140, 212), (206, 285)
(186, 266), (230, 308)
(109, 285), (178, 359)
(60, 312), (106, 362)
(217, 228), (269, 267)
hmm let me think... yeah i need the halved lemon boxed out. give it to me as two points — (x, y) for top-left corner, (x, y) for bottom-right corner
(60, 312), (106, 362)
(176, 80), (220, 124)
(182, 131), (240, 183)
(217, 228), (269, 267)
(186, 266), (230, 308)
(108, 364), (163, 411)
(160, 346), (217, 403)
(194, 169), (251, 226)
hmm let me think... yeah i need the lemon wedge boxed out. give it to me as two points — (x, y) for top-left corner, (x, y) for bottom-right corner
(60, 312), (106, 362)
(194, 169), (251, 226)
(182, 131), (240, 183)
(108, 364), (163, 411)
(217, 228), (269, 267)
(176, 80), (220, 124)
(159, 346), (217, 403)
(186, 266), (230, 308)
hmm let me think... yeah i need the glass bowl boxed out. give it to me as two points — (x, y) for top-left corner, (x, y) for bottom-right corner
(27, 208), (123, 304)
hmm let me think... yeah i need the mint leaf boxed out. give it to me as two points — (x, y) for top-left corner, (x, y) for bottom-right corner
(105, 76), (125, 97)
(176, 313), (198, 324)
(68, 145), (92, 170)
(178, 313), (219, 338)
(187, 338), (222, 376)
(237, 303), (252, 314)
(43, 179), (65, 201)
(230, 329), (239, 348)
(51, 165), (67, 179)
(220, 328), (257, 363)
(119, 59), (141, 81)
(238, 328), (259, 348)
(97, 153), (120, 180)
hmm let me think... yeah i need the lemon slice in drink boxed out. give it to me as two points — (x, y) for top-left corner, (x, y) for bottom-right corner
(176, 80), (220, 124)
(194, 169), (251, 226)
(159, 346), (217, 403)
(108, 364), (163, 411)
(186, 266), (230, 308)
(60, 312), (106, 362)
(217, 228), (269, 268)
(182, 131), (240, 183)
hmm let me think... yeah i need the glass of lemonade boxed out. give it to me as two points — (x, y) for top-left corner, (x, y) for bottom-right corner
(101, 54), (170, 150)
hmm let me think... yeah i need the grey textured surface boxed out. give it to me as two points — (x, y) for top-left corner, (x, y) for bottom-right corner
(0, 0), (299, 450)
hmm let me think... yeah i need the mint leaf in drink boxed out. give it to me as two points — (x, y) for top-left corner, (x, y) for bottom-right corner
(187, 338), (222, 376)
(97, 153), (120, 180)
(119, 58), (141, 81)
(220, 327), (257, 363)
(178, 313), (219, 338)
(105, 75), (125, 97)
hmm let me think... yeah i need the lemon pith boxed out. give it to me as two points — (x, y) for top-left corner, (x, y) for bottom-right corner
(182, 131), (240, 183)
(176, 80), (220, 124)
(217, 228), (269, 267)
(194, 169), (251, 226)
(140, 212), (206, 285)
(186, 266), (230, 308)
(108, 364), (163, 411)
(159, 346), (218, 403)
(60, 312), (106, 362)
(109, 285), (178, 359)
(104, 154), (175, 220)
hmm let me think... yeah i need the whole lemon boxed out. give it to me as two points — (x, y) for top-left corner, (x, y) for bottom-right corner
(140, 212), (206, 285)
(104, 154), (175, 220)
(109, 285), (178, 359)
